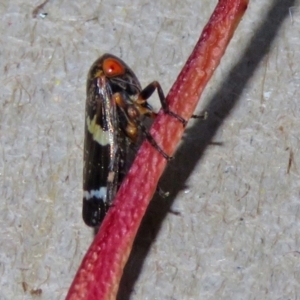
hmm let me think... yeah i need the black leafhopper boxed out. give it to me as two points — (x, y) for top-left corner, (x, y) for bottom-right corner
(83, 54), (186, 227)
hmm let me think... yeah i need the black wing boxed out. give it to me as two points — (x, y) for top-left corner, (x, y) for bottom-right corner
(83, 73), (125, 227)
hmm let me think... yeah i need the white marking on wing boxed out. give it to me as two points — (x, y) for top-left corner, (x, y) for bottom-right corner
(86, 115), (110, 146)
(84, 187), (107, 202)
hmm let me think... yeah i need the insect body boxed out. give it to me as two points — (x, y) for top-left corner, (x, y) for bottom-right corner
(83, 54), (185, 227)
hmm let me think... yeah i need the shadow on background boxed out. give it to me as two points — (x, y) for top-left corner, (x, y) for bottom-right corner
(117, 0), (296, 298)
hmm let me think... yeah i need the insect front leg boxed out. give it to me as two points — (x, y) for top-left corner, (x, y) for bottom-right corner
(138, 81), (188, 125)
(138, 81), (208, 124)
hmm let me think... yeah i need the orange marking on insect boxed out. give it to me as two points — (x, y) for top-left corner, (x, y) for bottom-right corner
(125, 122), (138, 143)
(103, 58), (125, 77)
(113, 93), (126, 108)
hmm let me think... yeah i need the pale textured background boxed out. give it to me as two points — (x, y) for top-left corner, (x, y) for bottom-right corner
(1, 0), (300, 299)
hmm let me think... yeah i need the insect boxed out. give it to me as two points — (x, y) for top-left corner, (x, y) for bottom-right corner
(83, 53), (186, 227)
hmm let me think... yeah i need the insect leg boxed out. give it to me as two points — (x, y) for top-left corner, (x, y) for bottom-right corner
(137, 119), (172, 160)
(191, 111), (208, 120)
(138, 81), (188, 125)
(114, 92), (173, 160)
(139, 81), (208, 124)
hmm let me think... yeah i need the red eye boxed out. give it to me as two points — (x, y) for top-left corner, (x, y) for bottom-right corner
(103, 58), (125, 77)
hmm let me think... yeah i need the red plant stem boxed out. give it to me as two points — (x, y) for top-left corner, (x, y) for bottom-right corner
(66, 1), (249, 299)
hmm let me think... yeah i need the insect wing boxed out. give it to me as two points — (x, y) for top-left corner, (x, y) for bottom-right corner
(83, 73), (121, 227)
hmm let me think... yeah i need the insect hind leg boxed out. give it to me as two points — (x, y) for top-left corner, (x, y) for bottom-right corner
(137, 120), (173, 161)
